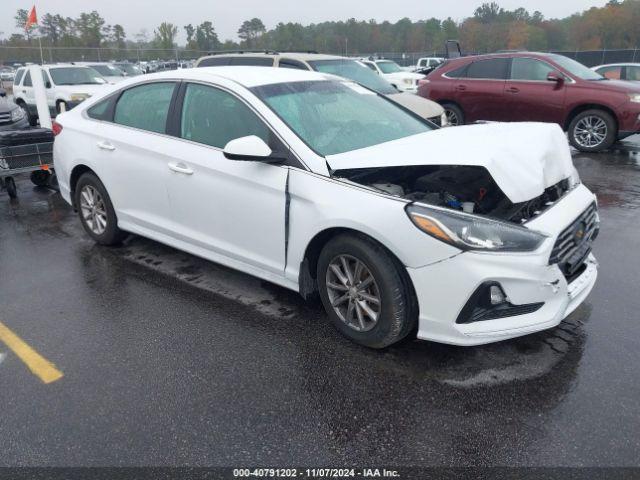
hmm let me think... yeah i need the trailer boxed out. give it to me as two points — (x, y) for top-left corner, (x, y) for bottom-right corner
(0, 128), (55, 199)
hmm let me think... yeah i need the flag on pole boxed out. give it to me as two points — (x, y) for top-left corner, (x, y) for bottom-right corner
(25, 6), (38, 30)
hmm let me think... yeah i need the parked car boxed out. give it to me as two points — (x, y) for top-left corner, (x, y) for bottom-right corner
(420, 52), (640, 152)
(0, 67), (16, 82)
(77, 62), (127, 84)
(54, 67), (598, 348)
(0, 88), (29, 130)
(413, 57), (445, 75)
(360, 59), (425, 93)
(196, 52), (446, 125)
(591, 63), (640, 82)
(13, 64), (109, 125)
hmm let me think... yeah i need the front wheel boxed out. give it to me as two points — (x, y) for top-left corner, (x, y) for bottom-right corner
(74, 172), (127, 245)
(18, 102), (38, 127)
(317, 233), (417, 349)
(568, 109), (617, 152)
(441, 102), (464, 126)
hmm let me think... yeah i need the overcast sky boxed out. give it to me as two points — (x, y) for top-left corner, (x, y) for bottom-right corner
(0, 0), (607, 43)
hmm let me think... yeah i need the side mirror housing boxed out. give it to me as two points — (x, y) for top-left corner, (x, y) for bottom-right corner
(45, 81), (52, 89)
(223, 135), (273, 161)
(547, 71), (564, 84)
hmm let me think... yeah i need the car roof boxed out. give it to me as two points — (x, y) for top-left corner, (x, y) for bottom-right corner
(594, 63), (640, 67)
(451, 52), (557, 62)
(197, 52), (348, 62)
(146, 66), (332, 88)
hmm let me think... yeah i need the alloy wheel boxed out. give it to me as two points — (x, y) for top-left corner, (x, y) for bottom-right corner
(79, 185), (108, 235)
(445, 109), (460, 126)
(325, 254), (381, 332)
(574, 115), (607, 148)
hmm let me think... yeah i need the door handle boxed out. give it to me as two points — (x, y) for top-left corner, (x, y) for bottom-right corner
(456, 84), (467, 91)
(506, 87), (520, 93)
(168, 162), (194, 175)
(96, 141), (116, 151)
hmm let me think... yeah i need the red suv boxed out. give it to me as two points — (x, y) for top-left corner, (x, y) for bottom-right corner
(419, 52), (640, 152)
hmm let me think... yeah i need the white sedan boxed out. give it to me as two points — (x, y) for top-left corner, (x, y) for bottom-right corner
(53, 67), (599, 348)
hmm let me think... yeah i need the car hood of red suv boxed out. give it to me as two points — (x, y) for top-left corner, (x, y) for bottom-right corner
(326, 122), (575, 203)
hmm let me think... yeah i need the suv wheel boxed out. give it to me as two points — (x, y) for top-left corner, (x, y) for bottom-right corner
(442, 103), (464, 126)
(317, 233), (417, 349)
(74, 172), (127, 245)
(568, 109), (616, 152)
(18, 101), (37, 126)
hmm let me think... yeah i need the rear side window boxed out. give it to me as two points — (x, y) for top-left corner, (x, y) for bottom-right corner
(23, 71), (32, 87)
(198, 57), (232, 67)
(627, 66), (640, 81)
(596, 65), (622, 80)
(279, 59), (307, 70)
(87, 98), (113, 121)
(14, 69), (25, 85)
(229, 57), (274, 66)
(511, 58), (555, 81)
(445, 64), (468, 78)
(114, 82), (176, 134)
(179, 83), (270, 149)
(466, 58), (509, 80)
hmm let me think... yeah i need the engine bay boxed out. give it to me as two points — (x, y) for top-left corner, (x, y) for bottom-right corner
(335, 165), (570, 223)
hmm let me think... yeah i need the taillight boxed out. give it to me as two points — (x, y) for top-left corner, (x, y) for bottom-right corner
(52, 121), (63, 136)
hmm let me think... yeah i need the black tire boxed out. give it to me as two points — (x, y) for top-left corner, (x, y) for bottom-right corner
(317, 233), (417, 349)
(17, 101), (38, 126)
(442, 102), (464, 126)
(568, 109), (617, 152)
(56, 101), (67, 115)
(4, 177), (17, 199)
(74, 172), (127, 246)
(30, 170), (50, 187)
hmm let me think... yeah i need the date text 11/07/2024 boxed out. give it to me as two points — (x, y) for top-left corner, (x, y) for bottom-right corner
(232, 468), (400, 478)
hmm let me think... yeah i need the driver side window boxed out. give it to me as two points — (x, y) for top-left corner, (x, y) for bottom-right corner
(179, 83), (270, 149)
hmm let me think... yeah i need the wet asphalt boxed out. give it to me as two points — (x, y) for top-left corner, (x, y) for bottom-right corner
(0, 139), (639, 468)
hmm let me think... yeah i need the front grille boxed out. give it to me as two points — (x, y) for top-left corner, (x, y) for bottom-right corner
(550, 202), (598, 277)
(0, 112), (11, 124)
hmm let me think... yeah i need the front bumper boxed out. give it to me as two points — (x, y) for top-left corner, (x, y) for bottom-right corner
(407, 184), (598, 346)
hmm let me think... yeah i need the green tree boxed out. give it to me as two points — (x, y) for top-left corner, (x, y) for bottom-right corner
(154, 22), (177, 50)
(238, 18), (266, 48)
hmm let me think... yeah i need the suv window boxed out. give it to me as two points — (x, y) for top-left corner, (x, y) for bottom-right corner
(445, 64), (468, 78)
(23, 71), (32, 87)
(627, 66), (640, 81)
(180, 83), (270, 149)
(198, 57), (232, 67)
(595, 65), (622, 80)
(14, 69), (25, 85)
(279, 59), (307, 70)
(511, 58), (555, 81)
(466, 58), (509, 80)
(114, 82), (176, 134)
(229, 57), (274, 67)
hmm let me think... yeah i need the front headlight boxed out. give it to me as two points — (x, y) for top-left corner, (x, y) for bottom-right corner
(70, 93), (90, 102)
(406, 204), (547, 252)
(10, 107), (25, 122)
(403, 78), (414, 85)
(628, 93), (640, 103)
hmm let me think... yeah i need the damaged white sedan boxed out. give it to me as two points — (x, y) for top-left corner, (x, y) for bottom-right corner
(53, 67), (599, 348)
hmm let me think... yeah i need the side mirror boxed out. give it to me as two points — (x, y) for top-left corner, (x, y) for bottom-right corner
(223, 135), (273, 161)
(547, 71), (564, 84)
(0, 88), (6, 98)
(45, 81), (52, 89)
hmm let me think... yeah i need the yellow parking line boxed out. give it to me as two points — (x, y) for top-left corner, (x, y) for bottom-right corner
(0, 321), (63, 384)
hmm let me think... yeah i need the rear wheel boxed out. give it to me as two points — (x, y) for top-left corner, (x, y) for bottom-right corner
(74, 172), (127, 245)
(317, 233), (417, 349)
(442, 102), (464, 126)
(568, 109), (616, 152)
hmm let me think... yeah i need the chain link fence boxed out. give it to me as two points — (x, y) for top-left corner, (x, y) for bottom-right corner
(2, 45), (640, 68)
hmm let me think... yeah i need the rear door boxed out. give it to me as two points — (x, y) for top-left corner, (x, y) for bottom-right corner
(504, 57), (566, 124)
(452, 57), (510, 122)
(89, 81), (178, 234)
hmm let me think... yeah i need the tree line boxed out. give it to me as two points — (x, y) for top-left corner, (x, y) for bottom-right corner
(2, 0), (640, 56)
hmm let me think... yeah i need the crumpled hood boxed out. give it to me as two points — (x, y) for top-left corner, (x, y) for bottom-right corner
(326, 122), (575, 203)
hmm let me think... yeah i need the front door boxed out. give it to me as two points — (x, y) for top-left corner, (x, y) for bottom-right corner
(166, 82), (289, 275)
(503, 57), (567, 124)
